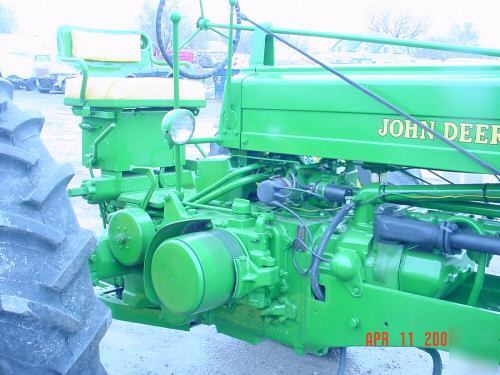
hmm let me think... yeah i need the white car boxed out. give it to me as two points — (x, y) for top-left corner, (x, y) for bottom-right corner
(0, 52), (76, 92)
(0, 52), (38, 90)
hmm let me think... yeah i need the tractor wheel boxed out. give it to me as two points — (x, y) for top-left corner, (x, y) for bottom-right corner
(0, 79), (111, 374)
(60, 79), (67, 95)
(6, 76), (21, 90)
(25, 78), (37, 91)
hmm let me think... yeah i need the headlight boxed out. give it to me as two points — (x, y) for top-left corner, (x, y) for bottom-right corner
(161, 109), (195, 145)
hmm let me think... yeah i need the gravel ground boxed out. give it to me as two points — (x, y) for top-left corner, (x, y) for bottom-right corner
(12, 90), (497, 375)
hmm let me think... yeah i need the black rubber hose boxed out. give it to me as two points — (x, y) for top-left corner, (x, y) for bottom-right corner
(419, 348), (443, 375)
(376, 215), (500, 256)
(155, 0), (242, 79)
(311, 202), (354, 301)
(450, 232), (500, 256)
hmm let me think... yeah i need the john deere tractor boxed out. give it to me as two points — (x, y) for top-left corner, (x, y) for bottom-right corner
(1, 0), (499, 373)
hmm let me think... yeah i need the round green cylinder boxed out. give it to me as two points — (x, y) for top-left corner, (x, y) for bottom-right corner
(151, 229), (243, 315)
(108, 208), (155, 266)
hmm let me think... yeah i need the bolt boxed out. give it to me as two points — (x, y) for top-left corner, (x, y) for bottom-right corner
(196, 17), (210, 30)
(115, 233), (128, 245)
(352, 287), (361, 296)
(89, 254), (97, 263)
(349, 318), (360, 328)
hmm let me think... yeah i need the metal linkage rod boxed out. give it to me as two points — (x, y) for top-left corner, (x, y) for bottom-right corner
(238, 14), (500, 181)
(208, 22), (500, 58)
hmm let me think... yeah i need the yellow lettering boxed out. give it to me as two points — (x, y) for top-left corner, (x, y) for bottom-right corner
(419, 121), (436, 140)
(390, 119), (404, 137)
(474, 124), (489, 144)
(378, 118), (390, 136)
(444, 122), (459, 141)
(492, 125), (500, 145)
(404, 120), (419, 139)
(459, 123), (473, 143)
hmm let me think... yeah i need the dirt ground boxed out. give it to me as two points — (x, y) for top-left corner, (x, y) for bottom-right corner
(12, 90), (496, 375)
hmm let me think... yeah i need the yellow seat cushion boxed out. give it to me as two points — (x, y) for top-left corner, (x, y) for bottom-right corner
(65, 77), (206, 104)
(71, 30), (142, 62)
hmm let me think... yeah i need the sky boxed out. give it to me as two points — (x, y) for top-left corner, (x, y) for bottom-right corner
(1, 0), (499, 52)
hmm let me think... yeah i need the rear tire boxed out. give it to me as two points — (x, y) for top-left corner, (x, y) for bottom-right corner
(25, 78), (37, 91)
(6, 76), (21, 90)
(0, 79), (111, 374)
(61, 79), (67, 94)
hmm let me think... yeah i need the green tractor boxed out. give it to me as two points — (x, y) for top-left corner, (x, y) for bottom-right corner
(1, 0), (499, 373)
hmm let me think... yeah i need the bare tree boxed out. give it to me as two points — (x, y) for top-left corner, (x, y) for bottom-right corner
(0, 3), (16, 33)
(136, 0), (193, 51)
(448, 22), (478, 46)
(368, 9), (428, 40)
(415, 22), (480, 60)
(136, 1), (244, 58)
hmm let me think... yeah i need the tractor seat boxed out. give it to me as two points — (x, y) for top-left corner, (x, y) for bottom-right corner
(64, 77), (206, 109)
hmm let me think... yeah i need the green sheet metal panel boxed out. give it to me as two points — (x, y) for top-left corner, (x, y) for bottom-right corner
(233, 65), (500, 173)
(64, 98), (206, 109)
(81, 109), (183, 171)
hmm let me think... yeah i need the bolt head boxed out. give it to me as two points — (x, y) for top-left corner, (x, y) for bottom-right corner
(170, 11), (182, 22)
(349, 318), (360, 328)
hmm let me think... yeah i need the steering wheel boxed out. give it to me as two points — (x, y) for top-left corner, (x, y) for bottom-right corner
(155, 0), (242, 80)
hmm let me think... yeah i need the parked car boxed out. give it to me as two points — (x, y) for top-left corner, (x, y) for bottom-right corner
(36, 58), (76, 93)
(0, 52), (76, 93)
(0, 52), (37, 90)
(37, 72), (75, 93)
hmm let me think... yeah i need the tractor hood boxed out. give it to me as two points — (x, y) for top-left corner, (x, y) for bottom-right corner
(222, 64), (500, 174)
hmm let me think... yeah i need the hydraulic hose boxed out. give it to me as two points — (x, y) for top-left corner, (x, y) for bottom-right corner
(376, 215), (500, 256)
(194, 172), (269, 205)
(186, 163), (263, 203)
(155, 0), (242, 79)
(311, 202), (354, 301)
